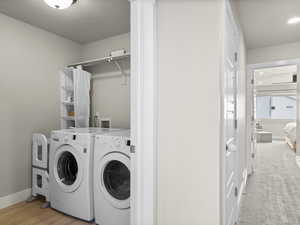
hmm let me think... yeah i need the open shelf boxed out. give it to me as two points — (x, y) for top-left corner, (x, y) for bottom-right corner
(62, 101), (74, 106)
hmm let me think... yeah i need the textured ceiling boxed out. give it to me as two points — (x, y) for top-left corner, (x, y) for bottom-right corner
(235, 0), (300, 49)
(0, 0), (130, 44)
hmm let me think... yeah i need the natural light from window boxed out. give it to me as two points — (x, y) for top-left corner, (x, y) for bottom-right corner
(256, 96), (296, 120)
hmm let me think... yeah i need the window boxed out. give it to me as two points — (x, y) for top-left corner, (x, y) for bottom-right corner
(256, 96), (296, 119)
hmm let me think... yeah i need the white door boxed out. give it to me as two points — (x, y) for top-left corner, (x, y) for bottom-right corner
(224, 5), (239, 225)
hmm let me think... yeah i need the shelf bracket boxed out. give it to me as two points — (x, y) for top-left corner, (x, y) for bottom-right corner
(76, 65), (83, 70)
(112, 60), (129, 85)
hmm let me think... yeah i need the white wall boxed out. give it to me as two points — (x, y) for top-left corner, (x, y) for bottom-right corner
(0, 13), (81, 197)
(248, 41), (300, 64)
(81, 33), (130, 128)
(157, 1), (223, 224)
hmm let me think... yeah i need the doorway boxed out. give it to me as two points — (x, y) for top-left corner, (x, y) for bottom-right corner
(238, 61), (300, 225)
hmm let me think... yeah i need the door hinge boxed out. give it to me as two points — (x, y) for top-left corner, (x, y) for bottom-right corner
(235, 187), (238, 197)
(252, 153), (255, 158)
(234, 119), (238, 129)
(234, 52), (238, 62)
(251, 79), (254, 85)
(130, 145), (136, 153)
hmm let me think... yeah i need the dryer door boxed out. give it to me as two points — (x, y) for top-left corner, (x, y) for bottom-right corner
(53, 144), (83, 193)
(98, 152), (130, 209)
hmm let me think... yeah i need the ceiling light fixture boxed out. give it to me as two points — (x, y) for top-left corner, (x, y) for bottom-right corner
(287, 17), (300, 25)
(43, 0), (77, 10)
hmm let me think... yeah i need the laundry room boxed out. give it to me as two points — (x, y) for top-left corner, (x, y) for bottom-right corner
(0, 0), (132, 225)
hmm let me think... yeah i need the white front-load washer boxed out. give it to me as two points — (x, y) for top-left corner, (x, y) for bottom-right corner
(49, 128), (120, 221)
(94, 129), (131, 225)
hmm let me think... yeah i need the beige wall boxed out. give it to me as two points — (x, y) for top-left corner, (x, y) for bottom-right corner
(0, 13), (81, 197)
(157, 1), (222, 224)
(82, 33), (130, 129)
(248, 41), (300, 64)
(81, 33), (130, 60)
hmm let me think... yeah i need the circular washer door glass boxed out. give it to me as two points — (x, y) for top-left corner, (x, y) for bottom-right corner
(103, 160), (130, 200)
(57, 151), (78, 186)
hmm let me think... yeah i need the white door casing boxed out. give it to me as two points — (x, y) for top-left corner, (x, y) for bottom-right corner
(248, 59), (300, 163)
(223, 2), (239, 225)
(130, 1), (158, 225)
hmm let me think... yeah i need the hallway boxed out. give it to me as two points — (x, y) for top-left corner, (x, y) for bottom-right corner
(238, 141), (300, 225)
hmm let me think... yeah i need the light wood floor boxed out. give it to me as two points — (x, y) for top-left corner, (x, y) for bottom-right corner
(0, 199), (95, 225)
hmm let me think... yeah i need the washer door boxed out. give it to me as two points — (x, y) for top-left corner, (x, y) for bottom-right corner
(54, 144), (83, 193)
(99, 152), (130, 209)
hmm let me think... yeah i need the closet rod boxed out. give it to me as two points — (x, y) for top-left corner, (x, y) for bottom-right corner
(92, 70), (130, 79)
(67, 53), (130, 68)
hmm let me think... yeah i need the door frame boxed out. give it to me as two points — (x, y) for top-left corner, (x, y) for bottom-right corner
(247, 59), (300, 162)
(130, 1), (158, 225)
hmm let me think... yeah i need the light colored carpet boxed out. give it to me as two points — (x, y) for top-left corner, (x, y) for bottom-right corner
(238, 141), (300, 225)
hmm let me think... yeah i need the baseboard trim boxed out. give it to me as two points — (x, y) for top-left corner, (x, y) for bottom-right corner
(0, 188), (31, 210)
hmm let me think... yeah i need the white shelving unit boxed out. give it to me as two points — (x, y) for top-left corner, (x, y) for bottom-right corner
(60, 67), (91, 129)
(61, 51), (130, 128)
(60, 68), (76, 129)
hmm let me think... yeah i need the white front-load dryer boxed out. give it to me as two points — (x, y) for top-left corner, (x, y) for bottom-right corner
(49, 128), (120, 221)
(94, 130), (131, 225)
